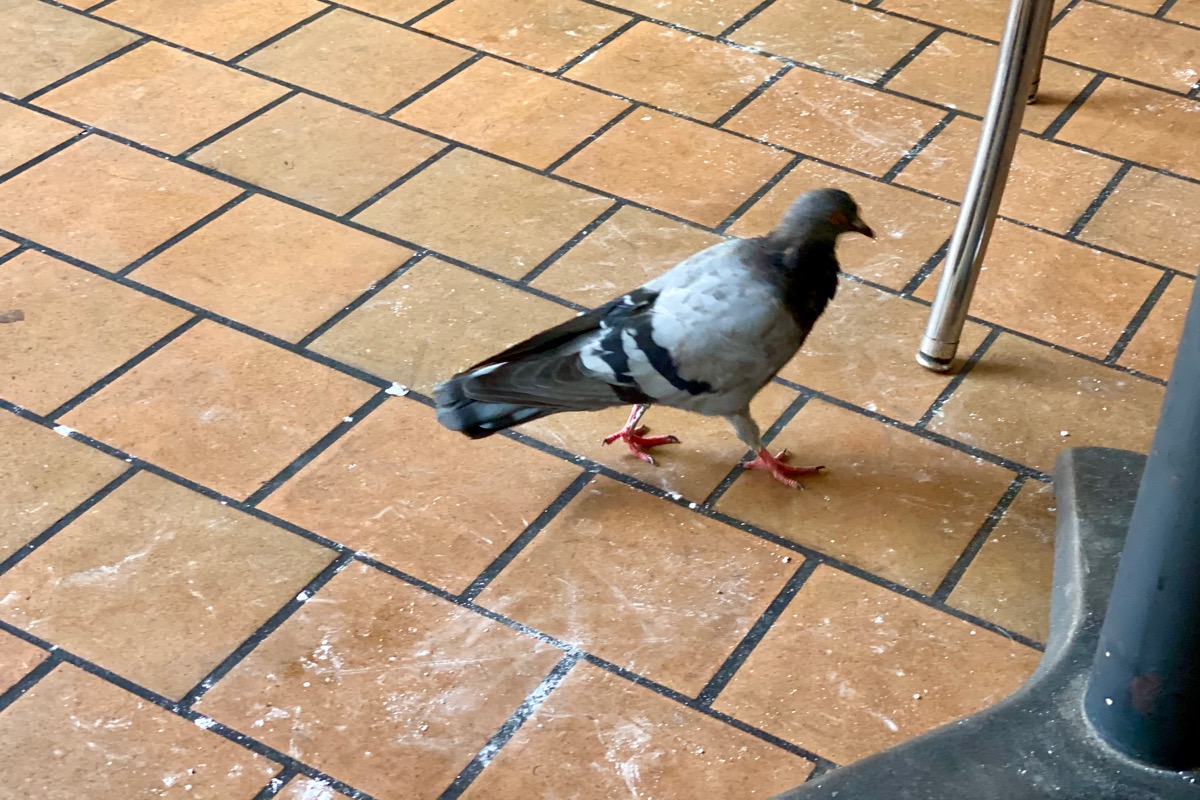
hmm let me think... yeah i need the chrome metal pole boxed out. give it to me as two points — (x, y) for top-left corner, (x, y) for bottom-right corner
(916, 0), (1055, 371)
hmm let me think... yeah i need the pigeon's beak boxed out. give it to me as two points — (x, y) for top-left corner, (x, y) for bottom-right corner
(852, 217), (875, 239)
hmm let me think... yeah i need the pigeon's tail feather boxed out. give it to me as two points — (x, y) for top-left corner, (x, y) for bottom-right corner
(433, 376), (557, 439)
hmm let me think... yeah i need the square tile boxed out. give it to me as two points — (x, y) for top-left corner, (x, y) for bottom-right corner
(1119, 275), (1193, 380)
(415, 0), (630, 71)
(531, 205), (726, 307)
(131, 195), (412, 342)
(0, 99), (79, 175)
(0, 664), (279, 798)
(521, 380), (799, 500)
(598, 0), (762, 34)
(462, 662), (816, 799)
(60, 320), (377, 499)
(242, 8), (472, 112)
(259, 397), (581, 594)
(897, 116), (1121, 233)
(729, 0), (935, 82)
(948, 479), (1056, 642)
(888, 32), (1096, 134)
(0, 629), (45, 692)
(927, 333), (1164, 472)
(310, 256), (576, 392)
(880, 0), (1071, 40)
(354, 149), (612, 278)
(0, 471), (334, 699)
(1078, 166), (1200, 274)
(914, 221), (1162, 358)
(716, 400), (1014, 593)
(37, 42), (287, 155)
(727, 158), (958, 289)
(0, 250), (191, 413)
(195, 563), (563, 799)
(713, 566), (1040, 764)
(98, 0), (326, 59)
(557, 109), (792, 225)
(337, 0), (444, 22)
(0, 136), (240, 271)
(777, 281), (992, 424)
(395, 57), (629, 168)
(0, 412), (126, 563)
(0, 0), (137, 97)
(1050, 3), (1200, 92)
(725, 68), (946, 176)
(564, 22), (777, 122)
(476, 476), (796, 694)
(190, 94), (444, 215)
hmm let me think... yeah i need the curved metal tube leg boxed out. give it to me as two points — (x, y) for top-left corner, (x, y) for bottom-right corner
(916, 0), (1054, 372)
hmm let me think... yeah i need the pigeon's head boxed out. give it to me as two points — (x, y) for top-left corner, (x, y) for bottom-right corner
(773, 188), (875, 245)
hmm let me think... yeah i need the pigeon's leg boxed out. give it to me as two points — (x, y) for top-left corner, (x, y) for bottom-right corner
(725, 411), (824, 489)
(602, 403), (680, 465)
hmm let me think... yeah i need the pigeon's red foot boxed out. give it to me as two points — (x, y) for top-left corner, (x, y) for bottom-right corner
(602, 425), (680, 465)
(741, 448), (824, 489)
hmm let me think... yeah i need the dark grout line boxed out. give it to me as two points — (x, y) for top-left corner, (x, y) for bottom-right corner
(0, 652), (61, 715)
(805, 757), (837, 782)
(1190, 82), (1200, 100)
(1041, 73), (1106, 139)
(899, 237), (951, 296)
(1156, 0), (1180, 18)
(1065, 161), (1132, 238)
(518, 203), (622, 284)
(1089, 0), (1199, 29)
(555, 17), (641, 75)
(297, 250), (430, 348)
(916, 327), (1002, 429)
(251, 766), (298, 800)
(713, 153), (803, 234)
(117, 191), (253, 277)
(437, 652), (582, 800)
(178, 91), (298, 160)
(178, 552), (354, 707)
(0, 244), (27, 267)
(874, 27), (944, 89)
(381, 51), (485, 117)
(459, 470), (595, 603)
(1052, 0), (1085, 25)
(341, 145), (455, 219)
(403, 0), (459, 26)
(931, 475), (1028, 602)
(718, 0), (780, 38)
(20, 37), (147, 103)
(227, 4), (338, 64)
(84, 0), (122, 10)
(0, 467), (139, 578)
(544, 103), (639, 174)
(695, 558), (818, 706)
(1105, 270), (1175, 364)
(712, 64), (791, 129)
(881, 110), (956, 183)
(0, 129), (89, 185)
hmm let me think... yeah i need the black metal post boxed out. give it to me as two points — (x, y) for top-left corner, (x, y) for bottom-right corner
(1084, 278), (1200, 770)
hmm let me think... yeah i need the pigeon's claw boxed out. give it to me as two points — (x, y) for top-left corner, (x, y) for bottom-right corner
(602, 425), (680, 465)
(741, 448), (824, 489)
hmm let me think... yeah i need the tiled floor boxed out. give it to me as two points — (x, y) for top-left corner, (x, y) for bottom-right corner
(0, 0), (1195, 797)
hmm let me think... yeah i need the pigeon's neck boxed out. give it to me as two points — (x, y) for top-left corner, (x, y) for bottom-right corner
(754, 237), (840, 332)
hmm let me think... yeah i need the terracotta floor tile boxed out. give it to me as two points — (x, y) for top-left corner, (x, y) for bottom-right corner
(0, 629), (46, 692)
(477, 476), (795, 694)
(414, 0), (630, 71)
(729, 0), (935, 82)
(530, 205), (726, 307)
(897, 116), (1121, 233)
(0, 136), (240, 271)
(521, 380), (798, 500)
(713, 566), (1040, 764)
(716, 400), (1013, 593)
(1078, 166), (1200, 274)
(310, 256), (575, 393)
(777, 282), (991, 424)
(727, 158), (958, 289)
(98, 0), (326, 59)
(557, 109), (792, 225)
(879, 0), (1071, 40)
(888, 32), (1096, 134)
(1119, 275), (1193, 380)
(1050, 3), (1200, 92)
(132, 195), (412, 342)
(259, 397), (581, 594)
(0, 100), (79, 176)
(0, 236), (15, 258)
(337, 0), (443, 22)
(462, 662), (815, 799)
(36, 42), (287, 155)
(396, 57), (629, 168)
(927, 334), (1164, 472)
(190, 94), (444, 216)
(725, 68), (946, 176)
(564, 22), (778, 122)
(915, 221), (1162, 358)
(195, 563), (563, 799)
(0, 0), (138, 98)
(1168, 2), (1200, 25)
(354, 149), (612, 278)
(948, 480), (1056, 642)
(600, 0), (762, 34)
(0, 251), (190, 413)
(0, 412), (126, 563)
(0, 471), (334, 699)
(60, 320), (377, 499)
(0, 664), (279, 799)
(278, 777), (350, 800)
(242, 9), (472, 113)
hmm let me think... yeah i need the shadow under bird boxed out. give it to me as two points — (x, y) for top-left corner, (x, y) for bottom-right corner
(433, 188), (874, 488)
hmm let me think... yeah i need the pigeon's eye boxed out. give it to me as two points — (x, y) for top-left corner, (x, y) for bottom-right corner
(828, 211), (849, 227)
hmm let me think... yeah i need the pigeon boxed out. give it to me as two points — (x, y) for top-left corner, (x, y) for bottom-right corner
(433, 188), (874, 488)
